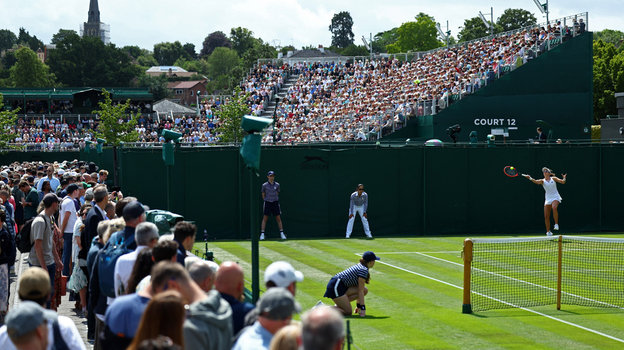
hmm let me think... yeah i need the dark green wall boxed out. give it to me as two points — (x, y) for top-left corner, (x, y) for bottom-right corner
(75, 143), (624, 239)
(390, 33), (594, 142)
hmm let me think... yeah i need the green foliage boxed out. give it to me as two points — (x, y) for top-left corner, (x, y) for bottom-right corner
(334, 44), (369, 57)
(136, 74), (171, 101)
(17, 27), (43, 51)
(329, 11), (355, 48)
(0, 29), (17, 52)
(121, 45), (144, 60)
(92, 89), (139, 146)
(1, 50), (17, 71)
(458, 17), (501, 42)
(47, 34), (142, 86)
(0, 94), (18, 149)
(230, 27), (257, 57)
(136, 54), (158, 68)
(594, 29), (624, 48)
(386, 13), (443, 53)
(153, 41), (191, 66)
(9, 47), (56, 87)
(280, 45), (296, 55)
(242, 41), (277, 69)
(373, 29), (398, 53)
(51, 29), (78, 45)
(215, 87), (250, 143)
(183, 43), (196, 60)
(174, 57), (210, 76)
(592, 39), (624, 123)
(200, 31), (232, 57)
(497, 9), (537, 32)
(207, 47), (241, 93)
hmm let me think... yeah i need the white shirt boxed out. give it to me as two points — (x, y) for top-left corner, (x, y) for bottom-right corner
(114, 245), (148, 297)
(0, 315), (86, 350)
(59, 197), (77, 233)
(542, 178), (562, 202)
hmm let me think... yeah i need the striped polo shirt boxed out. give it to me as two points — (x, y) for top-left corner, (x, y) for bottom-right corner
(262, 181), (280, 202)
(334, 263), (369, 287)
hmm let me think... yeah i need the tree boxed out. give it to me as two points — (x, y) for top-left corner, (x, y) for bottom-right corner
(17, 27), (43, 51)
(121, 45), (144, 59)
(0, 94), (18, 149)
(337, 44), (369, 57)
(386, 13), (443, 53)
(136, 74), (171, 101)
(242, 41), (277, 69)
(373, 29), (398, 53)
(174, 57), (210, 75)
(280, 45), (296, 55)
(458, 17), (501, 42)
(9, 47), (55, 87)
(153, 41), (190, 66)
(329, 11), (354, 48)
(200, 31), (232, 57)
(92, 89), (140, 186)
(593, 39), (624, 123)
(0, 29), (17, 52)
(183, 43), (196, 59)
(230, 27), (257, 57)
(215, 87), (250, 143)
(51, 29), (78, 45)
(497, 9), (537, 32)
(594, 29), (624, 48)
(207, 47), (240, 92)
(48, 34), (142, 86)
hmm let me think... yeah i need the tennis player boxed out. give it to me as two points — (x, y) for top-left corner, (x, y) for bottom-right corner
(323, 251), (380, 317)
(522, 167), (567, 236)
(260, 170), (286, 240)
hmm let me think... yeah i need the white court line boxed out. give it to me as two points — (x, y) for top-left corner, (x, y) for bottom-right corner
(357, 253), (624, 344)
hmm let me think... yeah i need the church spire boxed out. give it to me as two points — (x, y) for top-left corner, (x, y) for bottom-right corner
(88, 0), (100, 23)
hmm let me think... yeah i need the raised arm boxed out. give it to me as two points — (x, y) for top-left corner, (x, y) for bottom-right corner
(553, 174), (567, 184)
(522, 174), (543, 185)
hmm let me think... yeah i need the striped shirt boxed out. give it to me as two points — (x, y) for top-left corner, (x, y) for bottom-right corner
(262, 181), (280, 202)
(349, 191), (368, 214)
(334, 263), (369, 287)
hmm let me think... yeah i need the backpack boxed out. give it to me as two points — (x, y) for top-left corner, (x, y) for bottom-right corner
(97, 231), (134, 298)
(15, 214), (45, 254)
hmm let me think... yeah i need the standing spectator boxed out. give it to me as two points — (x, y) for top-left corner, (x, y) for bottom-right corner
(0, 189), (16, 237)
(232, 287), (301, 350)
(38, 181), (52, 202)
(188, 260), (218, 292)
(0, 208), (16, 323)
(0, 267), (86, 349)
(127, 291), (186, 350)
(172, 221), (196, 266)
(28, 193), (62, 308)
(11, 178), (25, 230)
(215, 261), (255, 335)
(37, 166), (60, 192)
(19, 180), (40, 222)
(536, 127), (547, 143)
(345, 184), (373, 239)
(260, 171), (286, 240)
(98, 170), (108, 184)
(0, 301), (51, 350)
(301, 306), (345, 350)
(114, 222), (159, 296)
(68, 204), (91, 316)
(264, 261), (304, 296)
(59, 183), (80, 277)
(83, 185), (109, 245)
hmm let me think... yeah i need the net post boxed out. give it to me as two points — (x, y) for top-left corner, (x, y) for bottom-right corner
(462, 238), (473, 314)
(557, 235), (563, 310)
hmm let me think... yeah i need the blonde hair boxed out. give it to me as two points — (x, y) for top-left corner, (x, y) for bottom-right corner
(103, 218), (126, 243)
(269, 323), (302, 350)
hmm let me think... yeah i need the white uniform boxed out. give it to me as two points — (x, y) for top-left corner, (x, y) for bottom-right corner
(346, 191), (372, 238)
(542, 178), (562, 205)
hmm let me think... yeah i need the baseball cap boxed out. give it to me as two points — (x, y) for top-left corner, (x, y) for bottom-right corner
(57, 169), (65, 176)
(42, 193), (60, 207)
(123, 200), (147, 221)
(81, 181), (91, 189)
(264, 261), (304, 288)
(362, 251), (380, 262)
(267, 171), (275, 176)
(18, 267), (51, 300)
(0, 171), (8, 178)
(5, 301), (57, 340)
(256, 287), (301, 320)
(66, 183), (79, 194)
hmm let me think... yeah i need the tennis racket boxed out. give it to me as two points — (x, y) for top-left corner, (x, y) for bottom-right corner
(503, 165), (520, 177)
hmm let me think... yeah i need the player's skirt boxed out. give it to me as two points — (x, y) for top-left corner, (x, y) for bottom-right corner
(324, 276), (348, 299)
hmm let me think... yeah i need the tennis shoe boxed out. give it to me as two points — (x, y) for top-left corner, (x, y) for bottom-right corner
(345, 234), (350, 239)
(554, 224), (559, 231)
(546, 231), (553, 236)
(260, 233), (265, 240)
(280, 232), (287, 240)
(313, 300), (325, 309)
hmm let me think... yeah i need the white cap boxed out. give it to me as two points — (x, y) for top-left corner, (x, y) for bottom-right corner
(264, 261), (304, 288)
(57, 169), (65, 175)
(0, 171), (7, 178)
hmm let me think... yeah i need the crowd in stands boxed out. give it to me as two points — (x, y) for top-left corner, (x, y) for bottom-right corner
(3, 17), (584, 147)
(0, 160), (347, 350)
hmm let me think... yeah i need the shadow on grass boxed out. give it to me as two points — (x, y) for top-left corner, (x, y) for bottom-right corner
(345, 315), (390, 320)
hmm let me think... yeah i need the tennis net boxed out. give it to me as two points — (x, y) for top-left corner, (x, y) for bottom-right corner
(462, 236), (624, 313)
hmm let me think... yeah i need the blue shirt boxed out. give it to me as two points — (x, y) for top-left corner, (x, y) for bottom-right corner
(262, 181), (280, 203)
(232, 321), (273, 350)
(105, 293), (150, 338)
(220, 292), (255, 335)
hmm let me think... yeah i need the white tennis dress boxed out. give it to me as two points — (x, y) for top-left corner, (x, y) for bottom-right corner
(542, 178), (562, 205)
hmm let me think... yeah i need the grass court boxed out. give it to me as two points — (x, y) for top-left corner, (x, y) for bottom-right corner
(194, 234), (624, 349)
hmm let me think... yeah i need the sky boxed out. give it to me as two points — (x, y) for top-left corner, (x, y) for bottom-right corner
(1, 0), (622, 51)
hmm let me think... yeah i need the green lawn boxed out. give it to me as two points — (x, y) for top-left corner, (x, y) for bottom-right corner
(193, 234), (624, 349)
